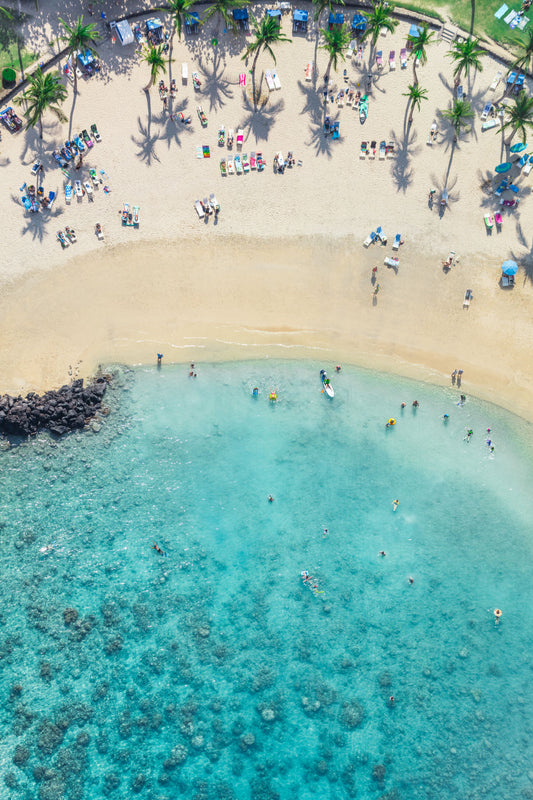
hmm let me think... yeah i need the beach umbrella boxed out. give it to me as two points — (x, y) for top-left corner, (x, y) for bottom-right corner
(501, 259), (518, 275)
(510, 142), (527, 153)
(495, 162), (512, 173)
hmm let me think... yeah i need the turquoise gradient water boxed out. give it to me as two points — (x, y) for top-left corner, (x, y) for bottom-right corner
(1, 361), (533, 800)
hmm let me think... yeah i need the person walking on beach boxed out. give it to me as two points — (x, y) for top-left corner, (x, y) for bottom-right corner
(451, 369), (457, 385)
(157, 353), (163, 366)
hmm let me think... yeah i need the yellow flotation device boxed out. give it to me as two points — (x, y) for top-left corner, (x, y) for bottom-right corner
(388, 418), (396, 426)
(269, 392), (277, 401)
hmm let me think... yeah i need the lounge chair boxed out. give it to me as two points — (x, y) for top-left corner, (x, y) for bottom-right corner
(227, 156), (235, 174)
(523, 155), (533, 175)
(250, 151), (257, 169)
(133, 206), (140, 226)
(324, 116), (331, 135)
(392, 233), (401, 251)
(332, 121), (339, 140)
(363, 231), (377, 247)
(389, 50), (395, 70)
(489, 71), (502, 91)
(506, 70), (517, 86)
(236, 129), (244, 148)
(337, 91), (344, 107)
(484, 213), (494, 229)
(95, 223), (104, 240)
(220, 158), (227, 176)
(53, 151), (68, 168)
(501, 274), (515, 287)
(386, 141), (395, 157)
(456, 85), (463, 100)
(494, 211), (503, 226)
(360, 141), (368, 158)
(57, 230), (69, 248)
(65, 183), (72, 204)
(194, 200), (204, 219)
(65, 226), (77, 243)
(376, 51), (383, 69)
(376, 226), (387, 244)
(494, 178), (508, 196)
(197, 106), (208, 127)
(227, 129), (234, 148)
(90, 168), (100, 187)
(400, 48), (407, 69)
(31, 160), (42, 176)
(46, 190), (56, 210)
(182, 63), (188, 82)
(90, 123), (101, 143)
(265, 70), (275, 91)
(482, 118), (499, 131)
(500, 198), (518, 207)
(384, 257), (399, 268)
(209, 192), (220, 214)
(256, 152), (265, 171)
(463, 289), (473, 308)
(242, 153), (250, 172)
(480, 102), (493, 121)
(379, 141), (386, 159)
(517, 152), (529, 168)
(235, 154), (243, 174)
(202, 198), (211, 215)
(272, 71), (281, 90)
(218, 125), (225, 146)
(74, 180), (83, 198)
(74, 135), (85, 152)
(82, 129), (93, 148)
(84, 181), (93, 199)
(192, 71), (201, 90)
(305, 62), (314, 81)
(514, 74), (525, 93)
(508, 182), (519, 193)
(369, 140), (376, 159)
(426, 121), (437, 145)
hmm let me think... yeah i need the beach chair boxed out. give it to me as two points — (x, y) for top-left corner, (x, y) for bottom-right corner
(65, 226), (77, 243)
(53, 151), (67, 168)
(482, 118), (498, 131)
(369, 140), (376, 159)
(220, 158), (227, 176)
(133, 206), (140, 226)
(74, 135), (85, 152)
(481, 102), (493, 121)
(508, 182), (519, 193)
(386, 141), (395, 157)
(463, 289), (472, 308)
(514, 74), (525, 93)
(236, 129), (244, 149)
(235, 154), (243, 174)
(392, 234), (401, 251)
(192, 71), (201, 90)
(46, 190), (56, 210)
(379, 141), (386, 160)
(242, 153), (250, 172)
(218, 125), (225, 146)
(484, 214), (494, 229)
(360, 141), (368, 159)
(494, 178), (508, 196)
(90, 123), (101, 142)
(250, 152), (257, 169)
(209, 193), (220, 214)
(376, 226), (387, 244)
(95, 223), (104, 240)
(89, 169), (99, 187)
(389, 50), (395, 70)
(494, 4), (508, 19)
(363, 231), (377, 247)
(272, 71), (281, 90)
(494, 211), (503, 227)
(500, 198), (519, 207)
(376, 51), (383, 69)
(227, 156), (235, 174)
(456, 85), (463, 101)
(57, 230), (69, 248)
(489, 71), (502, 91)
(506, 70), (517, 86)
(82, 129), (93, 148)
(426, 121), (437, 145)
(84, 181), (93, 199)
(197, 106), (208, 127)
(227, 128), (234, 148)
(523, 155), (533, 175)
(517, 152), (529, 169)
(305, 62), (314, 81)
(65, 183), (72, 204)
(265, 70), (275, 91)
(337, 91), (344, 107)
(31, 160), (42, 176)
(194, 200), (205, 219)
(332, 121), (339, 140)
(256, 152), (265, 171)
(384, 257), (399, 268)
(74, 180), (83, 198)
(182, 62), (188, 82)
(400, 48), (407, 69)
(239, 72), (246, 87)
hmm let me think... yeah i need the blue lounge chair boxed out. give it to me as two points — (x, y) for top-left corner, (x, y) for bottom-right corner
(21, 195), (32, 211)
(376, 226), (387, 243)
(65, 184), (72, 203)
(47, 190), (56, 209)
(506, 71), (517, 84)
(74, 135), (85, 152)
(517, 152), (529, 168)
(494, 179), (508, 196)
(392, 234), (401, 251)
(332, 121), (339, 140)
(514, 74), (525, 92)
(508, 182), (519, 193)
(363, 231), (377, 247)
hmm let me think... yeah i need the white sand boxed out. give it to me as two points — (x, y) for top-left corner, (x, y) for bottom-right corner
(1, 3), (533, 418)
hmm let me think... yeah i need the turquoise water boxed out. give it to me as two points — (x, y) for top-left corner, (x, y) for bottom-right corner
(1, 360), (533, 800)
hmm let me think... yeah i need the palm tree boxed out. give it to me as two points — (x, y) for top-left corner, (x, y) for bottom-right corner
(407, 23), (435, 85)
(501, 89), (533, 145)
(161, 0), (198, 41)
(242, 15), (291, 103)
(441, 98), (474, 141)
(203, 0), (250, 34)
(320, 23), (351, 79)
(505, 25), (533, 97)
(402, 83), (428, 124)
(447, 37), (484, 86)
(312, 0), (344, 25)
(141, 44), (171, 91)
(59, 15), (101, 94)
(14, 67), (67, 139)
(361, 1), (398, 49)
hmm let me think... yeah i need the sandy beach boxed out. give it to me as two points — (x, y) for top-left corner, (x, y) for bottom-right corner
(1, 1), (533, 418)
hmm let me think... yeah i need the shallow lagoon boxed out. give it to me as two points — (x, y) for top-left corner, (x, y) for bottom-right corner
(1, 361), (533, 800)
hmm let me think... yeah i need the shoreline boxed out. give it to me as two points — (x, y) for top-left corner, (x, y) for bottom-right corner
(2, 234), (533, 424)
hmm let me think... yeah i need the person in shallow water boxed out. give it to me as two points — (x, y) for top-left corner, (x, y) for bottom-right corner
(392, 499), (399, 512)
(152, 542), (165, 555)
(268, 495), (274, 502)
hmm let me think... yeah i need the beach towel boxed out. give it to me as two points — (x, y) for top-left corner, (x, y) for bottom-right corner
(509, 13), (520, 28)
(494, 3), (508, 19)
(239, 73), (246, 87)
(196, 146), (203, 159)
(203, 145), (210, 158)
(518, 15), (530, 29)
(504, 9), (516, 23)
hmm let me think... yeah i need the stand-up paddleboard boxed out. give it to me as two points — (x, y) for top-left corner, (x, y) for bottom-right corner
(320, 369), (334, 398)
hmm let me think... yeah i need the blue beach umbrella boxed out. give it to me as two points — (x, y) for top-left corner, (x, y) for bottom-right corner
(509, 142), (527, 153)
(502, 259), (518, 275)
(495, 162), (512, 173)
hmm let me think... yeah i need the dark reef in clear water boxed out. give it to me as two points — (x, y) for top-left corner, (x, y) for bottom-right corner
(0, 377), (109, 437)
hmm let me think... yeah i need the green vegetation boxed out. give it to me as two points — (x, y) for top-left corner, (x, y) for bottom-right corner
(407, 23), (435, 85)
(0, 42), (38, 76)
(403, 82), (428, 124)
(447, 37), (485, 84)
(59, 15), (101, 94)
(362, 1), (399, 48)
(140, 43), (172, 91)
(440, 98), (474, 141)
(311, 0), (344, 24)
(160, 0), (199, 41)
(203, 0), (250, 34)
(501, 90), (533, 144)
(13, 66), (67, 139)
(320, 23), (351, 77)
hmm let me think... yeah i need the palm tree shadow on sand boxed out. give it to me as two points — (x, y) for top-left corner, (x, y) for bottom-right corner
(306, 116), (336, 158)
(239, 85), (284, 142)
(131, 117), (161, 164)
(198, 52), (234, 112)
(509, 221), (533, 283)
(297, 77), (324, 127)
(389, 127), (420, 192)
(427, 173), (460, 216)
(16, 196), (63, 244)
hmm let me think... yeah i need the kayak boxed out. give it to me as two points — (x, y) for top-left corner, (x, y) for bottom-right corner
(320, 369), (334, 398)
(359, 95), (368, 124)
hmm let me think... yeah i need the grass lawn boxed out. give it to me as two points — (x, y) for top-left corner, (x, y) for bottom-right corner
(395, 0), (530, 52)
(0, 43), (39, 78)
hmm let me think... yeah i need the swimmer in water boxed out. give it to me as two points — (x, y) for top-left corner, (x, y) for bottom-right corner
(408, 576), (414, 585)
(401, 402), (406, 408)
(392, 499), (399, 512)
(443, 413), (449, 421)
(464, 429), (473, 442)
(378, 551), (386, 557)
(323, 528), (328, 537)
(152, 542), (165, 555)
(268, 495), (274, 502)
